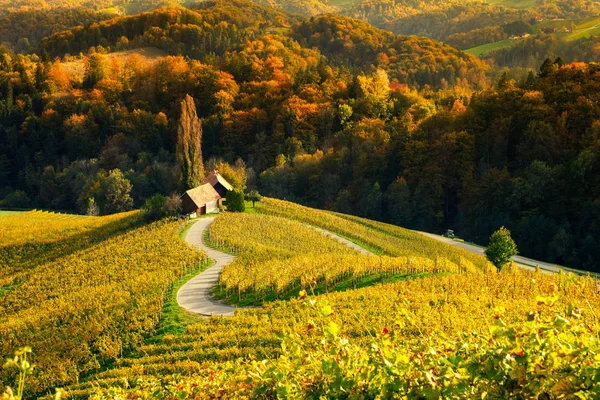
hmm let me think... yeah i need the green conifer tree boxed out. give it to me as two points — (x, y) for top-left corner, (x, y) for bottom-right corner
(485, 226), (518, 270)
(176, 95), (204, 190)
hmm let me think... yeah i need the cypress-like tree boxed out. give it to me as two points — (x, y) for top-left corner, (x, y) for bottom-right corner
(496, 71), (510, 90)
(538, 58), (555, 78)
(524, 70), (536, 89)
(177, 95), (204, 190)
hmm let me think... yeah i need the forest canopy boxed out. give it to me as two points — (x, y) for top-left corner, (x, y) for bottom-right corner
(0, 0), (599, 271)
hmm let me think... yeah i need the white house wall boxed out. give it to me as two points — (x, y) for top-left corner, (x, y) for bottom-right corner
(206, 200), (219, 214)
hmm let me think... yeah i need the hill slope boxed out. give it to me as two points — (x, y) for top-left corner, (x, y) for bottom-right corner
(0, 211), (206, 394)
(4, 0), (600, 52)
(3, 204), (598, 399)
(0, 200), (487, 394)
(39, 2), (487, 89)
(254, 0), (600, 50)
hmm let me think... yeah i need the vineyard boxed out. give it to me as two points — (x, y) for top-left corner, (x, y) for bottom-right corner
(0, 210), (140, 279)
(68, 267), (600, 399)
(209, 211), (483, 304)
(207, 213), (352, 260)
(256, 197), (489, 270)
(2, 201), (600, 399)
(0, 211), (206, 394)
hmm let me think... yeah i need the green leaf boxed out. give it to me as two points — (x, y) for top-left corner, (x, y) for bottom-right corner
(326, 322), (339, 337)
(321, 305), (334, 317)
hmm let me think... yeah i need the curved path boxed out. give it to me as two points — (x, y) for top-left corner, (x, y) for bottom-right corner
(177, 217), (237, 316)
(177, 216), (375, 317)
(312, 227), (374, 256)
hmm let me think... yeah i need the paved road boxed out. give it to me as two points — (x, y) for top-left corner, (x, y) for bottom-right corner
(312, 227), (375, 256)
(177, 216), (376, 317)
(414, 231), (582, 274)
(177, 217), (237, 316)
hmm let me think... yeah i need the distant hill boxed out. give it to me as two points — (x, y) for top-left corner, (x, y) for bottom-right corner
(0, 1), (198, 50)
(0, 0), (184, 13)
(0, 8), (113, 49)
(4, 0), (600, 51)
(291, 14), (489, 86)
(38, 2), (301, 61)
(465, 15), (600, 60)
(477, 32), (600, 69)
(253, 0), (336, 16)
(253, 0), (600, 49)
(39, 2), (487, 88)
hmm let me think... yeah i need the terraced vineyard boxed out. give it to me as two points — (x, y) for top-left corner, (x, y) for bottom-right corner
(256, 197), (489, 270)
(3, 202), (599, 399)
(1, 210), (139, 279)
(0, 211), (207, 394)
(210, 210), (483, 305)
(69, 267), (600, 399)
(207, 212), (352, 260)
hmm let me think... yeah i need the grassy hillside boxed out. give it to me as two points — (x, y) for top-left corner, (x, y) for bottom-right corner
(467, 16), (600, 56)
(466, 37), (518, 56)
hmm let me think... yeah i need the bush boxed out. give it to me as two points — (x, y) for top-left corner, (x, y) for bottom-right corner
(143, 194), (166, 221)
(164, 194), (182, 216)
(1, 190), (31, 208)
(246, 189), (262, 207)
(226, 190), (245, 212)
(485, 226), (518, 270)
(143, 194), (183, 221)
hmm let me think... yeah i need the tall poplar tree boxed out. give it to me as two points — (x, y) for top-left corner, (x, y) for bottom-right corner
(177, 95), (204, 190)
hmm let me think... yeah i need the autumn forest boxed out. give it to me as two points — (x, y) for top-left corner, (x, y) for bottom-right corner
(1, 0), (599, 271)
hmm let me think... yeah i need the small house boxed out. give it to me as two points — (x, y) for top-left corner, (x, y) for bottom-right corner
(181, 183), (221, 216)
(202, 170), (234, 199)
